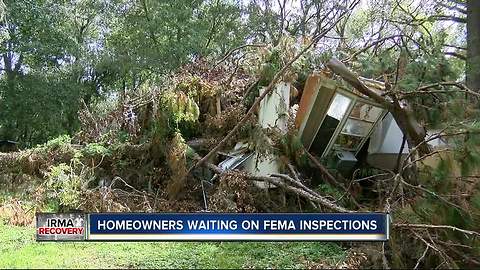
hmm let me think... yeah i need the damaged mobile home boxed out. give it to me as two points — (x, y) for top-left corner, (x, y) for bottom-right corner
(214, 64), (448, 185)
(295, 72), (388, 174)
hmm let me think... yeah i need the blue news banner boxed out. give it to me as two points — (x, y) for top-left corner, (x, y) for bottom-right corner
(36, 212), (389, 241)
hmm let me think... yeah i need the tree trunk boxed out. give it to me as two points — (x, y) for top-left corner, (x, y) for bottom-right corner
(467, 0), (480, 92)
(2, 52), (19, 140)
(326, 58), (430, 156)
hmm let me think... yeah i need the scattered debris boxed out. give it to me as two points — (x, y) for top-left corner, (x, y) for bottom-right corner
(210, 142), (253, 183)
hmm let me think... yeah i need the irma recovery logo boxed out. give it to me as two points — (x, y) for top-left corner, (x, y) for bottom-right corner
(36, 213), (86, 241)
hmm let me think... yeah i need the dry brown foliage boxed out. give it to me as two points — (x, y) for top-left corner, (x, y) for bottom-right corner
(209, 171), (258, 212)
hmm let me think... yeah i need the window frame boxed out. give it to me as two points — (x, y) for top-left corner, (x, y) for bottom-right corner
(319, 86), (387, 158)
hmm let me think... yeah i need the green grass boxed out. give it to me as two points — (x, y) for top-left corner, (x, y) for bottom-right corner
(0, 179), (347, 268)
(0, 223), (346, 269)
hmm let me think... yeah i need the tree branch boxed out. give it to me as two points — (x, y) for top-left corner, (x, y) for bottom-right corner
(326, 58), (392, 108)
(214, 43), (267, 67)
(436, 1), (467, 14)
(444, 51), (466, 60)
(429, 15), (466, 23)
(414, 246), (429, 269)
(190, 5), (359, 173)
(304, 149), (361, 208)
(394, 223), (480, 237)
(407, 81), (480, 98)
(344, 35), (403, 62)
(327, 58), (430, 156)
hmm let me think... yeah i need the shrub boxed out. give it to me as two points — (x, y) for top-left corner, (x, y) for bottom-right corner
(45, 164), (83, 210)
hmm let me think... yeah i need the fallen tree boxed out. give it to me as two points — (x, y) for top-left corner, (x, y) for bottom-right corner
(190, 1), (360, 172)
(192, 153), (351, 213)
(326, 58), (430, 156)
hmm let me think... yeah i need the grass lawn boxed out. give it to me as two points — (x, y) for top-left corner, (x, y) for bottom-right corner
(0, 223), (347, 268)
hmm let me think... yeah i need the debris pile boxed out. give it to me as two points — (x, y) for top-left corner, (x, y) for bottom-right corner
(0, 54), (401, 214)
(2, 50), (479, 268)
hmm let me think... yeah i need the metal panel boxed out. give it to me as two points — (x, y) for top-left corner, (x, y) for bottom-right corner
(298, 78), (336, 150)
(295, 74), (321, 129)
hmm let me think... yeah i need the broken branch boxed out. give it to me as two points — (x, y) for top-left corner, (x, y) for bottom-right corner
(271, 173), (322, 200)
(326, 58), (392, 108)
(191, 153), (352, 213)
(394, 223), (480, 237)
(253, 174), (353, 213)
(305, 149), (361, 208)
(415, 81), (480, 97)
